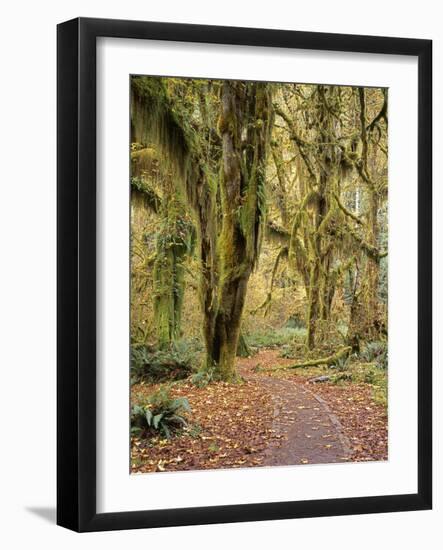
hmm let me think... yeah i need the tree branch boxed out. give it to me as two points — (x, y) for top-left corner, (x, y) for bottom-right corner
(269, 346), (352, 370)
(334, 193), (364, 225)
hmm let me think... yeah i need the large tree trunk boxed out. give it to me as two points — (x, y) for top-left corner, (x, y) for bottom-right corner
(201, 81), (272, 380)
(206, 275), (250, 379)
(205, 81), (250, 379)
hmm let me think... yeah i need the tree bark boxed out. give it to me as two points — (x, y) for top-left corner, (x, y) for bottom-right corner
(365, 189), (380, 329)
(202, 81), (272, 380)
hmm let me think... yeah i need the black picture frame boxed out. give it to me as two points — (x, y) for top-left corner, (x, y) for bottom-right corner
(57, 17), (432, 532)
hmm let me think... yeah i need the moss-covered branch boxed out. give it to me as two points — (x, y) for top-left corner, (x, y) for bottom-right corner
(266, 221), (290, 245)
(344, 222), (388, 261)
(270, 346), (351, 370)
(131, 177), (162, 214)
(367, 88), (388, 133)
(334, 193), (363, 225)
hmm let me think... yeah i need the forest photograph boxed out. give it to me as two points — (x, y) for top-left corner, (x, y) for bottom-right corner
(130, 75), (388, 474)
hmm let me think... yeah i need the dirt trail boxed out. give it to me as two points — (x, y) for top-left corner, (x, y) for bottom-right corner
(237, 349), (351, 466)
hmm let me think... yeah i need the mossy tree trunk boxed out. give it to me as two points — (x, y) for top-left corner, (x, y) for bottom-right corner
(131, 77), (272, 379)
(304, 87), (341, 349)
(306, 262), (321, 349)
(347, 88), (387, 346)
(203, 81), (272, 380)
(274, 86), (344, 350)
(347, 189), (381, 348)
(153, 196), (192, 348)
(365, 188), (381, 334)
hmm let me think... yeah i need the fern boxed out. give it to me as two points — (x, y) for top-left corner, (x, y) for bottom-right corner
(131, 387), (191, 439)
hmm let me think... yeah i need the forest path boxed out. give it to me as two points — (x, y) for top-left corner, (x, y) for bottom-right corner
(237, 349), (351, 466)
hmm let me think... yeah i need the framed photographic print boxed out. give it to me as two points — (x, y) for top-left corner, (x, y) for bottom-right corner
(57, 17), (432, 532)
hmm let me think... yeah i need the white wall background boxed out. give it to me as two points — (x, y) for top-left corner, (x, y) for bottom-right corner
(0, 1), (440, 547)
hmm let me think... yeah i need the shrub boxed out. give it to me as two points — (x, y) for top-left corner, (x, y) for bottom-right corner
(247, 327), (306, 350)
(131, 387), (191, 439)
(284, 314), (305, 330)
(236, 333), (252, 357)
(360, 341), (388, 370)
(331, 353), (350, 371)
(364, 370), (376, 384)
(190, 368), (215, 388)
(131, 339), (201, 384)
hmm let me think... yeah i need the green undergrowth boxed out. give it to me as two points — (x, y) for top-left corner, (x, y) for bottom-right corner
(282, 358), (388, 408)
(246, 327), (306, 351)
(131, 386), (191, 439)
(131, 338), (203, 384)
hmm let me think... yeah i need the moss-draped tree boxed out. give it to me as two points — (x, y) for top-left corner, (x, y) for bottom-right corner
(262, 84), (387, 351)
(131, 146), (194, 349)
(205, 81), (272, 379)
(131, 77), (273, 380)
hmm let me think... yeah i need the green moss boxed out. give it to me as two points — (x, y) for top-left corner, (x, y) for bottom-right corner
(152, 195), (194, 348)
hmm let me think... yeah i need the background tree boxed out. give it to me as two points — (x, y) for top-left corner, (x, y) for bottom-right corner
(131, 145), (195, 348)
(260, 83), (387, 354)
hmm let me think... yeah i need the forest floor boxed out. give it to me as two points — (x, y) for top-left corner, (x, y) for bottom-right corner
(131, 349), (388, 473)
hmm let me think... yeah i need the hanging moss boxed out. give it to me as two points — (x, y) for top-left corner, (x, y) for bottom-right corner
(131, 77), (192, 181)
(152, 196), (194, 348)
(131, 177), (161, 213)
